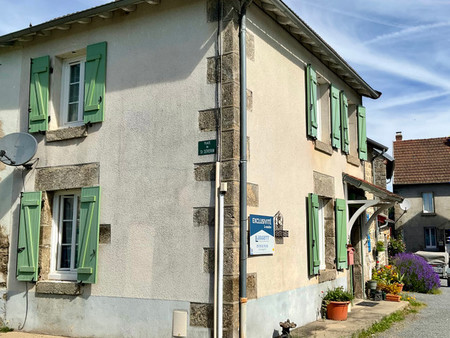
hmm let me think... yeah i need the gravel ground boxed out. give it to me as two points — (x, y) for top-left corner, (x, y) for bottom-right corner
(377, 279), (450, 338)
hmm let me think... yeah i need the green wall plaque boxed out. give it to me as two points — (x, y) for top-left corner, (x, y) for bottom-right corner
(198, 140), (217, 155)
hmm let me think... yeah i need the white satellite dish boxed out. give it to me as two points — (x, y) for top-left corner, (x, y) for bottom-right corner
(399, 199), (411, 211)
(0, 132), (37, 167)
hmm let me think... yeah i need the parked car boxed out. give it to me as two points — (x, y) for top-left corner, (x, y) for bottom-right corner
(415, 251), (450, 286)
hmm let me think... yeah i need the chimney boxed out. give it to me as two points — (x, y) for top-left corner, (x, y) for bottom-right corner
(395, 131), (402, 141)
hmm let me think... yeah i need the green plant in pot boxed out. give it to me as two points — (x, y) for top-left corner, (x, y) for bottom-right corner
(376, 240), (386, 252)
(323, 286), (354, 321)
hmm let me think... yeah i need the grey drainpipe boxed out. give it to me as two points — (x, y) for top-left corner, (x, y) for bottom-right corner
(239, 1), (252, 337)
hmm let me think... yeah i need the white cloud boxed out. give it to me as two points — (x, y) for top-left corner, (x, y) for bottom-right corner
(369, 90), (450, 110)
(299, 1), (406, 29)
(365, 22), (450, 45)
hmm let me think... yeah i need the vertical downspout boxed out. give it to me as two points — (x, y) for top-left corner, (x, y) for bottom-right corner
(218, 188), (225, 338)
(239, 2), (251, 338)
(214, 1), (223, 337)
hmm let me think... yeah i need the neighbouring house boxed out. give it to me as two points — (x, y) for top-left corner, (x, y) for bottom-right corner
(393, 132), (450, 253)
(0, 0), (403, 337)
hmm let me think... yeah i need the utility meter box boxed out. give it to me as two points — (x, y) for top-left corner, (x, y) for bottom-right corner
(347, 246), (356, 266)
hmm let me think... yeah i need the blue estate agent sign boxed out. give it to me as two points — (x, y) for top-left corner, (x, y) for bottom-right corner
(249, 214), (274, 256)
(198, 140), (217, 155)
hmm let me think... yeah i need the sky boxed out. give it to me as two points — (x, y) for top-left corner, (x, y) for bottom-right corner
(0, 0), (449, 154)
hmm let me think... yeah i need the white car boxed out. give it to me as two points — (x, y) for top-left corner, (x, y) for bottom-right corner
(415, 251), (450, 286)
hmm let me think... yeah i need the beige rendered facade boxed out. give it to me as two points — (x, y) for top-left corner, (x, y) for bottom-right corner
(0, 0), (393, 337)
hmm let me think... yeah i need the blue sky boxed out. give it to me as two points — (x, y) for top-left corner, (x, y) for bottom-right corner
(0, 0), (448, 153)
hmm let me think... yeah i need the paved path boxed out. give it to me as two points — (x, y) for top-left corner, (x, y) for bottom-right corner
(291, 298), (408, 337)
(377, 279), (450, 338)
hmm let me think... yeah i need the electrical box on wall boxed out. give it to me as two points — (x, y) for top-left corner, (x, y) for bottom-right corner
(172, 310), (188, 337)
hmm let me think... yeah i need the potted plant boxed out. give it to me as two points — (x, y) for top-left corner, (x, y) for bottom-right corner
(372, 264), (403, 301)
(367, 280), (378, 290)
(323, 286), (354, 321)
(376, 240), (386, 252)
(383, 283), (402, 302)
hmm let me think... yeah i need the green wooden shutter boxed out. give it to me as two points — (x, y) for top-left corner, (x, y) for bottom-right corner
(29, 56), (50, 133)
(308, 193), (320, 275)
(17, 192), (42, 282)
(77, 186), (101, 283)
(84, 41), (107, 124)
(306, 65), (318, 138)
(357, 105), (367, 160)
(330, 85), (341, 148)
(340, 91), (349, 154)
(335, 198), (348, 270)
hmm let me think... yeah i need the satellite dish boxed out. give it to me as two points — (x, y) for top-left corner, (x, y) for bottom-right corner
(0, 132), (37, 167)
(399, 199), (411, 211)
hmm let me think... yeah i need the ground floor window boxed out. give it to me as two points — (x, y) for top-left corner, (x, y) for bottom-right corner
(49, 191), (80, 280)
(318, 198), (326, 270)
(424, 227), (437, 249)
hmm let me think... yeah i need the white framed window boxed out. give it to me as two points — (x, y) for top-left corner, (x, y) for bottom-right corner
(422, 192), (434, 214)
(425, 227), (437, 249)
(49, 191), (80, 281)
(315, 81), (330, 143)
(316, 87), (322, 141)
(318, 198), (326, 270)
(60, 56), (85, 127)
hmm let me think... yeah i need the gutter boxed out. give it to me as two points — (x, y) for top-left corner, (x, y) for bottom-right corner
(239, 1), (253, 337)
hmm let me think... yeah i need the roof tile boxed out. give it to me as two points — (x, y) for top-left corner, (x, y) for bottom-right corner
(393, 137), (450, 184)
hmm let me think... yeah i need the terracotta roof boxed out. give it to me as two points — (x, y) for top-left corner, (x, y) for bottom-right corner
(343, 174), (403, 202)
(393, 137), (450, 185)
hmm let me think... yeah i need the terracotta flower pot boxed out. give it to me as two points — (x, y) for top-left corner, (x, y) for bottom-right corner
(397, 283), (404, 292)
(326, 301), (350, 321)
(386, 293), (401, 302)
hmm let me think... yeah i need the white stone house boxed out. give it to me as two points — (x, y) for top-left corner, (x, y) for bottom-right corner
(0, 0), (402, 337)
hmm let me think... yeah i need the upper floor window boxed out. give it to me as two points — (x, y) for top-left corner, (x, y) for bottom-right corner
(306, 64), (367, 161)
(61, 57), (86, 127)
(316, 81), (330, 143)
(422, 192), (434, 214)
(306, 65), (330, 143)
(28, 41), (107, 133)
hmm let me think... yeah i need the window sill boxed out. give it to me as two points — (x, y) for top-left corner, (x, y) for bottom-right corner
(36, 281), (81, 296)
(46, 125), (88, 143)
(422, 213), (436, 217)
(314, 140), (333, 156)
(318, 269), (336, 283)
(346, 154), (360, 167)
(48, 271), (77, 281)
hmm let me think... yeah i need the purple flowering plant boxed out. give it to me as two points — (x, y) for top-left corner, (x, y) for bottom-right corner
(392, 253), (440, 293)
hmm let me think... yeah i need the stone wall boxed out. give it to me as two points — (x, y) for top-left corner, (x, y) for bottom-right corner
(373, 156), (387, 188)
